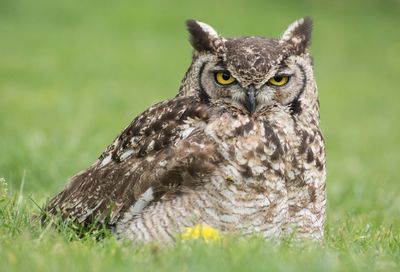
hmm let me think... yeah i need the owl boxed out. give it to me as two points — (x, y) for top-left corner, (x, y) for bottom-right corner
(46, 17), (326, 243)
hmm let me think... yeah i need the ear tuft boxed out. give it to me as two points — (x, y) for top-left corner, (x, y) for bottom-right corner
(186, 19), (219, 52)
(281, 17), (313, 53)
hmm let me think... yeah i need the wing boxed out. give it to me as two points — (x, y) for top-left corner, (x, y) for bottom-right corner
(46, 96), (218, 225)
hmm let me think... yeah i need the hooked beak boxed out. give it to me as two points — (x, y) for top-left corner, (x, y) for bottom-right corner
(245, 86), (256, 114)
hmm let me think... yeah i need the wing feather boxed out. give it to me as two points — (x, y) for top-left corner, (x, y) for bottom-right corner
(46, 96), (216, 225)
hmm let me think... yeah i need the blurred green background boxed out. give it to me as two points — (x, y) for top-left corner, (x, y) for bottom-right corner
(0, 0), (399, 235)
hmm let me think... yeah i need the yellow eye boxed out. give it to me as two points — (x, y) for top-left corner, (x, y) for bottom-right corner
(268, 75), (289, 86)
(215, 71), (236, 85)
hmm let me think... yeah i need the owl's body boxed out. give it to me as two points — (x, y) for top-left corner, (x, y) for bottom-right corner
(47, 18), (326, 243)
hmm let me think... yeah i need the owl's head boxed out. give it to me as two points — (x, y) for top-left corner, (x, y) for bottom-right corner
(179, 18), (317, 116)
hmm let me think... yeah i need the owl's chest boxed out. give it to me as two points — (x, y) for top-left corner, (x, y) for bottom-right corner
(205, 114), (292, 187)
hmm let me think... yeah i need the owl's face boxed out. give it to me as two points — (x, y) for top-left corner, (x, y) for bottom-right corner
(184, 18), (315, 115)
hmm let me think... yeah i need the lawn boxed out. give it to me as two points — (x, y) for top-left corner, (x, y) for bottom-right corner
(0, 0), (399, 271)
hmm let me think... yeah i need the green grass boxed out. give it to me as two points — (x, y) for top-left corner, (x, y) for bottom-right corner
(1, 0), (400, 271)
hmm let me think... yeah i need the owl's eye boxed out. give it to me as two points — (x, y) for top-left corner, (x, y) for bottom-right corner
(215, 71), (236, 85)
(268, 75), (290, 86)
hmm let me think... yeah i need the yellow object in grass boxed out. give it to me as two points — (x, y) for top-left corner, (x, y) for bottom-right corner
(181, 224), (221, 242)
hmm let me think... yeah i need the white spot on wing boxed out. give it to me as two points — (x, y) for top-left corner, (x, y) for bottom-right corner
(181, 127), (195, 139)
(159, 160), (167, 167)
(120, 149), (134, 160)
(100, 154), (112, 166)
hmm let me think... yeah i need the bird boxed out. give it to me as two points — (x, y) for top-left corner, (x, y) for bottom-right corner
(46, 17), (326, 243)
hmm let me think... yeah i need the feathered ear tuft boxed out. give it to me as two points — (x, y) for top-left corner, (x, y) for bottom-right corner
(186, 19), (220, 52)
(281, 17), (313, 54)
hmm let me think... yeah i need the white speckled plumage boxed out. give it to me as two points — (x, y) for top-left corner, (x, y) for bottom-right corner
(46, 17), (326, 243)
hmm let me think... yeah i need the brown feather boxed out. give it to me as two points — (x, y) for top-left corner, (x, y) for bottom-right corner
(46, 96), (211, 225)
